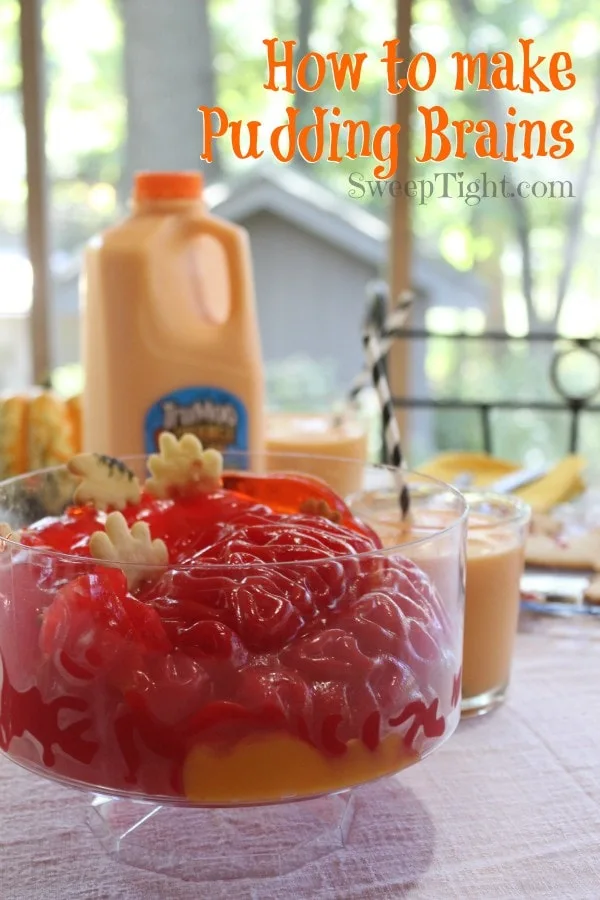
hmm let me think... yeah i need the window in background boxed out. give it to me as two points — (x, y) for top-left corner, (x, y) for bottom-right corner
(0, 0), (31, 389)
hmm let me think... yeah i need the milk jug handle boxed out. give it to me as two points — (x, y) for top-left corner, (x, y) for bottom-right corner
(182, 215), (249, 320)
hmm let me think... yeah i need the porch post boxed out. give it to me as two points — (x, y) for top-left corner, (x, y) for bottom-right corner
(388, 0), (414, 454)
(19, 0), (51, 385)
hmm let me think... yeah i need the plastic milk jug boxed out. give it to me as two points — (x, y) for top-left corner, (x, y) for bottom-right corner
(81, 171), (265, 463)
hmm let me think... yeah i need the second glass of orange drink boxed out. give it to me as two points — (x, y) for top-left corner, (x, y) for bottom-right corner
(457, 492), (530, 716)
(349, 480), (530, 717)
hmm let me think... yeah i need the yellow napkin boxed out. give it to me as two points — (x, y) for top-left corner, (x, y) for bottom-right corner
(419, 451), (586, 512)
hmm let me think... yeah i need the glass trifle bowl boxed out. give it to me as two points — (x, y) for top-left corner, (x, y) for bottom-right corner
(0, 448), (466, 881)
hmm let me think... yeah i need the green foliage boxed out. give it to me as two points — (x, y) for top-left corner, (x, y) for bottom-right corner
(43, 0), (124, 249)
(0, 0), (19, 91)
(411, 0), (600, 331)
(265, 354), (340, 412)
(208, 0), (396, 188)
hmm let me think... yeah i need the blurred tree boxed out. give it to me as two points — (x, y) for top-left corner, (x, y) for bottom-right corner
(209, 0), (394, 186)
(448, 0), (600, 333)
(410, 0), (600, 335)
(294, 0), (315, 129)
(120, 0), (221, 192)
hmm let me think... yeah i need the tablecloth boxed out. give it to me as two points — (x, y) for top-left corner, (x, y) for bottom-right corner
(1, 612), (598, 900)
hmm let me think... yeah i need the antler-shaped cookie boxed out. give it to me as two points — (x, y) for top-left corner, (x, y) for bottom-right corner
(67, 453), (141, 511)
(299, 498), (341, 524)
(89, 512), (168, 590)
(0, 522), (22, 548)
(145, 432), (223, 498)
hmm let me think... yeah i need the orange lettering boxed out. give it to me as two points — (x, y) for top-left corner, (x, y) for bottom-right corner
(520, 120), (547, 158)
(271, 107), (299, 162)
(327, 51), (367, 91)
(518, 38), (550, 93)
(297, 107), (327, 163)
(327, 106), (344, 162)
(452, 52), (490, 90)
(453, 42), (574, 94)
(381, 41), (437, 94)
(454, 118), (476, 159)
(549, 52), (576, 90)
(344, 119), (371, 159)
(197, 106), (228, 162)
(296, 52), (327, 92)
(504, 107), (519, 162)
(473, 121), (502, 160)
(372, 124), (401, 179)
(489, 52), (517, 90)
(229, 120), (263, 161)
(416, 106), (452, 162)
(381, 40), (406, 95)
(549, 120), (574, 159)
(410, 52), (437, 91)
(263, 38), (296, 93)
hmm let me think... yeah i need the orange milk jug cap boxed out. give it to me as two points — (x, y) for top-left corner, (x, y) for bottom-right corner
(134, 171), (203, 202)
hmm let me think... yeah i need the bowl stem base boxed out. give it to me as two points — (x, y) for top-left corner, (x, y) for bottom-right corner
(86, 791), (356, 882)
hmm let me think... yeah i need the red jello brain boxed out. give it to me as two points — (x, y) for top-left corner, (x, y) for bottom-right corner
(1, 470), (458, 795)
(39, 568), (171, 684)
(221, 471), (377, 540)
(142, 513), (378, 653)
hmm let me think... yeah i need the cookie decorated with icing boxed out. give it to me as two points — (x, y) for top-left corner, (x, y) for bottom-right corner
(67, 453), (141, 511)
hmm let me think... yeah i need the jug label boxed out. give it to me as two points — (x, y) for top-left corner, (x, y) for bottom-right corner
(144, 386), (249, 461)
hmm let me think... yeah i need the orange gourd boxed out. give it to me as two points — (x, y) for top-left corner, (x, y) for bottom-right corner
(0, 390), (82, 479)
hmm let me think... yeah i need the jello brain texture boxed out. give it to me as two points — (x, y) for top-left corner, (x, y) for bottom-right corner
(0, 440), (461, 802)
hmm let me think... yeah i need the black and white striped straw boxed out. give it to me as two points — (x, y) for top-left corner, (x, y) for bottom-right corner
(361, 284), (414, 520)
(350, 284), (413, 400)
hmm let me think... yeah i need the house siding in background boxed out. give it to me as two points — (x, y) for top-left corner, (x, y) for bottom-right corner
(207, 167), (488, 395)
(240, 209), (370, 391)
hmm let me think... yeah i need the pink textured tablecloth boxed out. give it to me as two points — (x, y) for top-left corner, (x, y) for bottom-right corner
(1, 612), (599, 900)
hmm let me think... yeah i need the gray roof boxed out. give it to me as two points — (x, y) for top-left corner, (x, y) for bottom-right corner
(205, 165), (387, 267)
(205, 165), (488, 308)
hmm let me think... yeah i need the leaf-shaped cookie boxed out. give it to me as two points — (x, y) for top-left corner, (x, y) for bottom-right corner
(89, 512), (168, 590)
(145, 432), (223, 498)
(67, 453), (141, 511)
(0, 522), (22, 548)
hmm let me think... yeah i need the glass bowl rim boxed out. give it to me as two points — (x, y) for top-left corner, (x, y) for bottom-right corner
(0, 454), (468, 571)
(461, 489), (532, 528)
